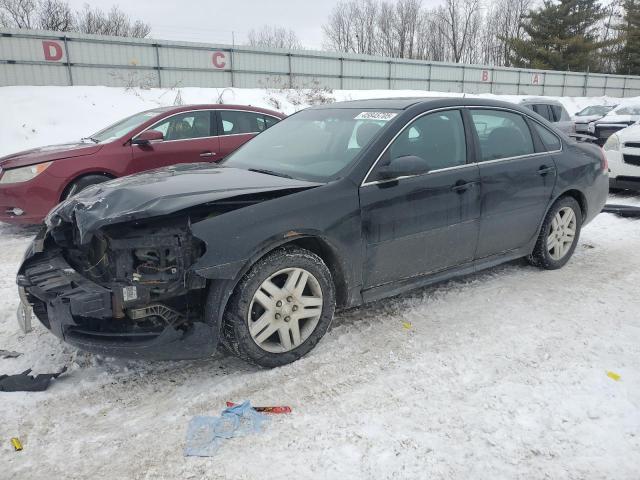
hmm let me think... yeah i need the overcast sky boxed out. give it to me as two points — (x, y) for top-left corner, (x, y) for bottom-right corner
(64, 0), (355, 49)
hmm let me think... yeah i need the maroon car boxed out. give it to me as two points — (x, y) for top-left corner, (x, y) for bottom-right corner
(0, 104), (284, 225)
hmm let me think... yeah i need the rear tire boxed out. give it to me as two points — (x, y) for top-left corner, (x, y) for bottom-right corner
(528, 196), (582, 270)
(62, 174), (111, 200)
(221, 246), (336, 368)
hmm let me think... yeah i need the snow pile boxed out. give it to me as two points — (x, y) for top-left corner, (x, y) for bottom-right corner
(0, 85), (634, 157)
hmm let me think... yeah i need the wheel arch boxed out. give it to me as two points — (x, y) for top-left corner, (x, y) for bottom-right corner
(60, 171), (117, 201)
(555, 188), (588, 219)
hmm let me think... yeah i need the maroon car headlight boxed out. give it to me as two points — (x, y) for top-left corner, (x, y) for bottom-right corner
(0, 162), (52, 184)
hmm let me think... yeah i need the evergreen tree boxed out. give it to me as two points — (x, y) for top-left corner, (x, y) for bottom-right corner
(510, 0), (607, 72)
(618, 0), (640, 74)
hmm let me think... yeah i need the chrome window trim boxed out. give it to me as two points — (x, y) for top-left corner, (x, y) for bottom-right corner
(361, 105), (562, 187)
(132, 108), (280, 144)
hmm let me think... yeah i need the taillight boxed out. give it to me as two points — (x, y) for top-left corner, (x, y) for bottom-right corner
(599, 147), (609, 173)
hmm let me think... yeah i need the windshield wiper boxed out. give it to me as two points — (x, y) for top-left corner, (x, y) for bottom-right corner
(81, 137), (99, 144)
(248, 168), (293, 179)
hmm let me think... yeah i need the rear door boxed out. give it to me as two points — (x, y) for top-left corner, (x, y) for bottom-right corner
(217, 110), (280, 159)
(468, 108), (558, 259)
(360, 108), (481, 289)
(131, 110), (219, 173)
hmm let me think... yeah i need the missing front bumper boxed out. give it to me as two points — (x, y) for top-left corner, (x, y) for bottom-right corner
(18, 250), (217, 360)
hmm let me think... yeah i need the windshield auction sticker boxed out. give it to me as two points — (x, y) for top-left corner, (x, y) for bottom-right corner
(355, 112), (398, 121)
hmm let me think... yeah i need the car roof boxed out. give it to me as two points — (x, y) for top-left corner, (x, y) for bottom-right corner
(311, 96), (540, 112)
(142, 104), (285, 117)
(518, 97), (564, 106)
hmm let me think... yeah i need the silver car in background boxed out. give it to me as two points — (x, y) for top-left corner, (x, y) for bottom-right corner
(519, 98), (575, 135)
(573, 104), (617, 133)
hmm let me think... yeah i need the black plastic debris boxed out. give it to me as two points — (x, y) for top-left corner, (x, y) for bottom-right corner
(0, 350), (22, 359)
(602, 204), (640, 218)
(0, 367), (67, 392)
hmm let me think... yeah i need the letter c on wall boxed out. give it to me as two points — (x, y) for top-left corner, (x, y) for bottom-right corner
(212, 51), (226, 69)
(42, 41), (63, 61)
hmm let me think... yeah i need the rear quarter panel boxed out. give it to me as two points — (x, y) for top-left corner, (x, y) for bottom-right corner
(552, 140), (608, 225)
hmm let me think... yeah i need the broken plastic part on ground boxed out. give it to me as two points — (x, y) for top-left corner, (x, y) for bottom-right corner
(0, 367), (66, 392)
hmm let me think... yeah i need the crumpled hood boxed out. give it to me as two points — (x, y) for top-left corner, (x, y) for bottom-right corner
(573, 114), (604, 124)
(0, 142), (103, 169)
(47, 163), (321, 242)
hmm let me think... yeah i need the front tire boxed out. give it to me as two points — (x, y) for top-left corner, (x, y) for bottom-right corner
(221, 247), (336, 368)
(63, 174), (111, 200)
(528, 196), (582, 269)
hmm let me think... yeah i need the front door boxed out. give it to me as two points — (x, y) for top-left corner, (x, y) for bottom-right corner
(467, 108), (557, 258)
(359, 109), (481, 289)
(131, 110), (219, 174)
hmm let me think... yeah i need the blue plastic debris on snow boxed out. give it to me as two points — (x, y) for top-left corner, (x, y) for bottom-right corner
(184, 400), (269, 457)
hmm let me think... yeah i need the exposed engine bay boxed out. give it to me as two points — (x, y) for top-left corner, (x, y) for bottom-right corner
(18, 216), (212, 359)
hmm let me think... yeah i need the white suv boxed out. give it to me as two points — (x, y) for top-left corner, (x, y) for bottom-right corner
(603, 124), (640, 191)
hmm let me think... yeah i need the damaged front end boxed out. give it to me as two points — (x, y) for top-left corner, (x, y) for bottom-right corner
(16, 164), (322, 359)
(17, 216), (215, 360)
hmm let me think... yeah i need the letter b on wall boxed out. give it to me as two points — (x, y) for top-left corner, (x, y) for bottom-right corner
(42, 41), (63, 61)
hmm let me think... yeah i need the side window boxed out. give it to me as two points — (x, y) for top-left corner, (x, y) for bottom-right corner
(263, 115), (280, 129)
(533, 104), (553, 121)
(148, 111), (212, 141)
(470, 110), (535, 161)
(532, 122), (561, 151)
(550, 105), (566, 122)
(220, 111), (269, 135)
(376, 109), (466, 175)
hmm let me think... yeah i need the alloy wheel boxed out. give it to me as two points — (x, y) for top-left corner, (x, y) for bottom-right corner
(248, 267), (324, 353)
(546, 206), (577, 261)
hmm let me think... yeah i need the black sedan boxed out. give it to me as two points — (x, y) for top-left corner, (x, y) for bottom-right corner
(17, 98), (609, 367)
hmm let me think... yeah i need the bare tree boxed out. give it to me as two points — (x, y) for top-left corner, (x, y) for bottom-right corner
(0, 0), (150, 37)
(247, 25), (302, 49)
(37, 0), (73, 31)
(0, 0), (37, 28)
(436, 0), (482, 63)
(323, 0), (378, 54)
(75, 4), (149, 37)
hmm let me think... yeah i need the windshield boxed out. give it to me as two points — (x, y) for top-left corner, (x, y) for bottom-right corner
(612, 105), (640, 116)
(89, 110), (165, 143)
(221, 108), (398, 182)
(576, 105), (615, 116)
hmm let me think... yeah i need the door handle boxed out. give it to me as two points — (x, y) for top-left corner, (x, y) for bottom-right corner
(200, 151), (216, 158)
(451, 180), (476, 193)
(538, 165), (555, 176)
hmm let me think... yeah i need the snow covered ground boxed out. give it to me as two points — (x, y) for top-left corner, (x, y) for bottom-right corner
(1, 86), (640, 479)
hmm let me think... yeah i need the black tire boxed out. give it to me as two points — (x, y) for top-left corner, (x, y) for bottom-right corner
(528, 196), (583, 270)
(63, 174), (111, 200)
(221, 246), (336, 368)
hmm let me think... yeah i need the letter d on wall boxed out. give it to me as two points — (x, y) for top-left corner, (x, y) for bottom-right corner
(42, 41), (63, 61)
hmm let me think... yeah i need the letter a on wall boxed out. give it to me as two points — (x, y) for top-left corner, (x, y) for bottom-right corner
(42, 41), (63, 61)
(531, 73), (541, 85)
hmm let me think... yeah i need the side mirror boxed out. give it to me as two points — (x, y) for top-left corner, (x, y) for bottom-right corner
(377, 155), (430, 180)
(132, 130), (164, 146)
